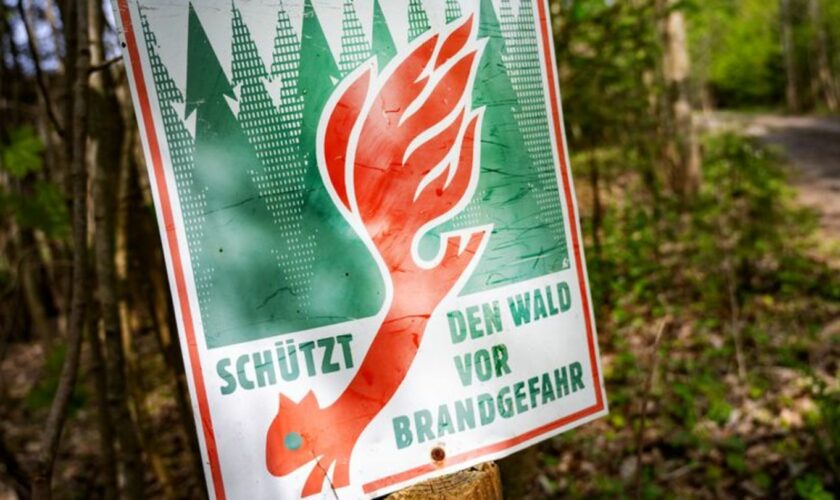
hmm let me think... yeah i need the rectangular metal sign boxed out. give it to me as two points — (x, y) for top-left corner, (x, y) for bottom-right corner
(114, 0), (607, 497)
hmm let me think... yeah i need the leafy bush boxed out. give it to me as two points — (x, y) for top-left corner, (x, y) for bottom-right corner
(0, 126), (69, 238)
(556, 133), (840, 497)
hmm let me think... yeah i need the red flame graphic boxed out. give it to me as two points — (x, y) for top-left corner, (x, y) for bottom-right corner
(266, 15), (488, 496)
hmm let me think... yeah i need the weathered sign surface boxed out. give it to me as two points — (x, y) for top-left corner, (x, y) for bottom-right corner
(114, 0), (607, 497)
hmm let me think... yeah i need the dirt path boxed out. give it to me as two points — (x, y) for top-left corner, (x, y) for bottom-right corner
(705, 113), (840, 238)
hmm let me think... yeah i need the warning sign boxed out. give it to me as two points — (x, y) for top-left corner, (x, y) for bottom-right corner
(115, 0), (607, 497)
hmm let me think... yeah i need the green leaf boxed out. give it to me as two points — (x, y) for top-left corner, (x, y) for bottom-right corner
(794, 474), (833, 500)
(1, 126), (45, 178)
(6, 181), (70, 238)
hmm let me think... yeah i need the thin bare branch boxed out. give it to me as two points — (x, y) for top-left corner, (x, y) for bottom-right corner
(88, 55), (123, 75)
(634, 317), (669, 498)
(15, 0), (66, 139)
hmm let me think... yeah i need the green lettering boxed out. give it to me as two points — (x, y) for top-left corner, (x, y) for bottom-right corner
(455, 398), (475, 431)
(507, 293), (531, 326)
(513, 381), (528, 413)
(497, 387), (514, 418)
(527, 376), (540, 408)
(454, 354), (473, 386)
(570, 362), (585, 392)
(558, 282), (572, 312)
(533, 289), (548, 320)
(298, 341), (317, 376)
(478, 394), (495, 425)
(414, 410), (435, 443)
(217, 359), (236, 395)
(392, 416), (413, 450)
(466, 305), (484, 339)
(336, 334), (354, 368)
(235, 354), (254, 390)
(555, 366), (570, 397)
(317, 337), (340, 374)
(475, 349), (492, 381)
(277, 340), (299, 381)
(545, 285), (560, 315)
(492, 344), (511, 377)
(253, 350), (276, 387)
(541, 373), (556, 404)
(448, 311), (467, 344)
(437, 405), (455, 436)
(482, 301), (503, 335)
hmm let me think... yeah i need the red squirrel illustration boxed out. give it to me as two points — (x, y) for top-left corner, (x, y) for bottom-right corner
(265, 15), (487, 496)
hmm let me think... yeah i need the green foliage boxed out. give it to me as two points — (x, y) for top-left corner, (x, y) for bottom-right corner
(1, 126), (45, 178)
(808, 379), (840, 475)
(2, 182), (70, 237)
(559, 0), (662, 150)
(688, 0), (840, 109)
(688, 0), (783, 107)
(570, 133), (840, 496)
(25, 345), (86, 414)
(794, 474), (834, 500)
(692, 134), (815, 297)
(591, 133), (834, 328)
(0, 126), (69, 238)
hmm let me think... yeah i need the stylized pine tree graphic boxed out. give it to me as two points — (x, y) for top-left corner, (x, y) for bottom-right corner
(433, 0), (568, 293)
(371, 0), (396, 67)
(231, 3), (317, 313)
(407, 0), (431, 41)
(141, 0), (569, 346)
(299, 0), (340, 157)
(185, 3), (302, 347)
(271, 5), (304, 139)
(500, 0), (516, 30)
(294, 0), (385, 323)
(338, 0), (370, 75)
(228, 0), (383, 335)
(445, 0), (463, 24)
(140, 11), (210, 308)
(500, 0), (568, 261)
(266, 3), (314, 308)
(231, 5), (288, 210)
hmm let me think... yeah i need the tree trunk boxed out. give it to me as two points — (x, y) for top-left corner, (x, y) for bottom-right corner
(19, 232), (54, 342)
(87, 0), (147, 497)
(660, 0), (701, 198)
(809, 0), (838, 111)
(781, 0), (801, 112)
(589, 151), (603, 262)
(87, 313), (118, 500)
(30, 0), (90, 496)
(158, 277), (207, 493)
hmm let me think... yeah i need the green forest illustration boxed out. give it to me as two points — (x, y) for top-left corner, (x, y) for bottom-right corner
(140, 0), (570, 348)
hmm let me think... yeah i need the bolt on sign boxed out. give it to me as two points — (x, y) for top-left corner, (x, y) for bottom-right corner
(114, 0), (607, 497)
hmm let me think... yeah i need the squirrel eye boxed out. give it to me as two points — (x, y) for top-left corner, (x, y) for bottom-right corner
(283, 432), (302, 451)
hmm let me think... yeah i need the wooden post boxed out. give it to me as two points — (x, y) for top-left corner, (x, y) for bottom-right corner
(387, 462), (503, 500)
